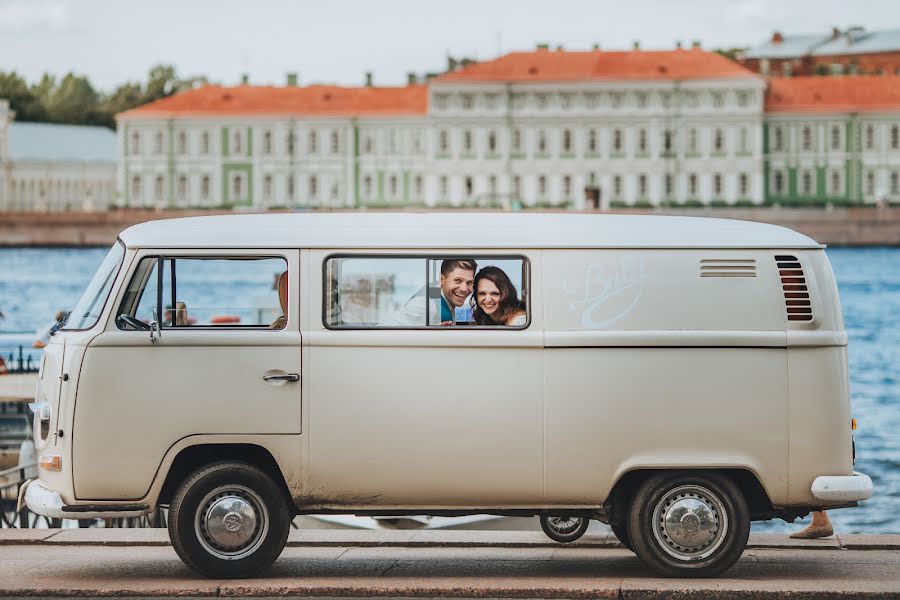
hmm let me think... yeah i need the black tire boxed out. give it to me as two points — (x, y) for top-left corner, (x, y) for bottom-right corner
(539, 515), (590, 543)
(610, 522), (633, 552)
(168, 461), (291, 578)
(626, 471), (749, 577)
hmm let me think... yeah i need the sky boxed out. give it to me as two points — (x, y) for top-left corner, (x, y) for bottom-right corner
(1, 0), (899, 91)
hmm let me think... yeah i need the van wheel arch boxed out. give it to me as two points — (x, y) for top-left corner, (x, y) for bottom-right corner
(159, 444), (293, 510)
(606, 468), (774, 523)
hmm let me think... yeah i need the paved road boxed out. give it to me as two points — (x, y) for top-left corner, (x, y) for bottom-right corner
(1, 530), (898, 598)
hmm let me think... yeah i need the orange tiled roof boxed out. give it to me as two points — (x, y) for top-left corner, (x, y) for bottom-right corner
(434, 48), (757, 82)
(118, 84), (428, 118)
(765, 76), (900, 113)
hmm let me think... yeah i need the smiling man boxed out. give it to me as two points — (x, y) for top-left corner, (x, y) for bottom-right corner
(436, 259), (477, 325)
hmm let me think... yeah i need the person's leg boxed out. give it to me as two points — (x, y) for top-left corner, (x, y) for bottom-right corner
(790, 510), (834, 539)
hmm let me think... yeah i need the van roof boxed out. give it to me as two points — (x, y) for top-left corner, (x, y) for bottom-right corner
(118, 212), (822, 250)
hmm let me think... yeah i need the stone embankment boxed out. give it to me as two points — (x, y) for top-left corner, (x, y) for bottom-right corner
(0, 529), (898, 598)
(1, 206), (899, 246)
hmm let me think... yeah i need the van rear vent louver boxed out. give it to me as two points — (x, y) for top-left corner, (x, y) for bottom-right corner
(699, 259), (757, 278)
(775, 255), (813, 322)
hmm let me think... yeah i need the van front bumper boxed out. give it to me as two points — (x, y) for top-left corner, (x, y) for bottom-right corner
(811, 471), (873, 503)
(22, 479), (149, 520)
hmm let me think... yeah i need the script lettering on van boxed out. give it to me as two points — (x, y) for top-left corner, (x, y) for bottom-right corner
(563, 255), (647, 329)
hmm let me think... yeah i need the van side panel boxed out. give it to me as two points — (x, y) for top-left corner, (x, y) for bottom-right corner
(543, 348), (789, 505)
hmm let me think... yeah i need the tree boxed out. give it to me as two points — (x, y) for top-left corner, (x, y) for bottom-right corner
(45, 73), (100, 124)
(143, 64), (180, 103)
(0, 71), (47, 121)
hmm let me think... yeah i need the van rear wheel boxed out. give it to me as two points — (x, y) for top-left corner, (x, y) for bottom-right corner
(168, 461), (290, 578)
(610, 522), (633, 552)
(626, 472), (749, 577)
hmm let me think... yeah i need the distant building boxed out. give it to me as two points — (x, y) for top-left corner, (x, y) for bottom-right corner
(742, 27), (900, 77)
(764, 76), (900, 204)
(117, 47), (767, 209)
(0, 100), (117, 211)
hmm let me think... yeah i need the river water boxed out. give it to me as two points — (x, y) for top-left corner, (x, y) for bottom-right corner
(0, 246), (897, 534)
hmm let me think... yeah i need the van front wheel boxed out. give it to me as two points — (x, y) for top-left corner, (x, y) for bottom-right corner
(168, 461), (290, 578)
(626, 472), (749, 577)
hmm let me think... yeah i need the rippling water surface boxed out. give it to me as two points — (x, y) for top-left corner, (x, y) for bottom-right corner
(0, 246), (897, 533)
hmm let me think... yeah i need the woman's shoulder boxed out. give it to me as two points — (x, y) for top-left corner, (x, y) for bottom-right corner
(507, 313), (527, 326)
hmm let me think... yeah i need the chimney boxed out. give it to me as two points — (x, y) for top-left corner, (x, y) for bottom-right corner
(632, 40), (641, 50)
(407, 72), (417, 85)
(536, 43), (549, 51)
(447, 56), (458, 71)
(675, 40), (683, 50)
(691, 39), (702, 49)
(240, 73), (249, 85)
(592, 43), (600, 51)
(556, 44), (564, 51)
(832, 27), (841, 40)
(364, 71), (373, 87)
(772, 31), (784, 44)
(286, 72), (298, 86)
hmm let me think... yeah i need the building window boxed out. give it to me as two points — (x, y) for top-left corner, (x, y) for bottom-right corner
(263, 175), (273, 200)
(463, 129), (473, 153)
(636, 93), (648, 108)
(439, 129), (449, 153)
(612, 128), (623, 153)
(688, 128), (698, 153)
(263, 130), (272, 154)
(154, 175), (164, 201)
(488, 131), (497, 153)
(331, 182), (340, 201)
(512, 129), (522, 153)
(489, 175), (498, 196)
(389, 174), (399, 197)
(231, 173), (244, 200)
(537, 130), (547, 154)
(801, 126), (813, 151)
(414, 175), (423, 197)
(363, 175), (373, 198)
(130, 132), (140, 155)
(308, 130), (317, 154)
(714, 128), (724, 153)
(588, 129), (597, 153)
(131, 175), (141, 200)
(177, 175), (188, 201)
(739, 173), (749, 196)
(201, 131), (210, 154)
(891, 171), (899, 195)
(331, 130), (340, 154)
(865, 125), (875, 150)
(737, 91), (751, 107)
(830, 125), (841, 151)
(287, 175), (294, 200)
(739, 127), (748, 153)
(286, 132), (295, 155)
(801, 170), (814, 196)
(892, 125), (899, 150)
(563, 175), (572, 198)
(688, 173), (698, 196)
(464, 176), (473, 197)
(512, 175), (521, 198)
(412, 133), (422, 154)
(439, 176), (448, 199)
(773, 171), (785, 195)
(831, 170), (842, 195)
(773, 126), (784, 152)
(563, 129), (572, 153)
(232, 130), (242, 155)
(154, 131), (164, 154)
(664, 173), (673, 197)
(201, 175), (210, 200)
(638, 129), (647, 153)
(711, 92), (724, 108)
(663, 130), (673, 155)
(866, 170), (875, 195)
(177, 131), (187, 155)
(613, 175), (622, 197)
(461, 94), (474, 110)
(713, 173), (723, 197)
(538, 175), (547, 197)
(638, 174), (647, 197)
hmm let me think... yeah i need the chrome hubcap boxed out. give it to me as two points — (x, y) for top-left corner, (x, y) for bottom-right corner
(652, 485), (728, 561)
(195, 485), (269, 560)
(547, 516), (584, 535)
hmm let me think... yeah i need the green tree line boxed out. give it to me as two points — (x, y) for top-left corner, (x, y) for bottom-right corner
(0, 65), (207, 130)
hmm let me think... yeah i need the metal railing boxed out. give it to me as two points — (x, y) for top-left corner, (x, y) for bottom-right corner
(1, 345), (40, 374)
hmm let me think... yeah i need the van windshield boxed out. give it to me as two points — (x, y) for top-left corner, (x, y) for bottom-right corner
(63, 241), (125, 330)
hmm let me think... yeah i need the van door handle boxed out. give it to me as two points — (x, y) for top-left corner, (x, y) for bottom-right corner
(263, 373), (300, 383)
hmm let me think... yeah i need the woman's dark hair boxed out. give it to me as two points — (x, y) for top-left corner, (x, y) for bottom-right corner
(471, 266), (525, 325)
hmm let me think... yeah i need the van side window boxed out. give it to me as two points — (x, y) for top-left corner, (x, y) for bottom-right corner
(324, 256), (529, 329)
(117, 256), (288, 329)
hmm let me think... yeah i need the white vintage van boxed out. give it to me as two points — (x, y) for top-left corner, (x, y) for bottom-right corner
(22, 212), (872, 578)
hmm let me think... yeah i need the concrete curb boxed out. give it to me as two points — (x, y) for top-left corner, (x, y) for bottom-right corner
(1, 529), (898, 550)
